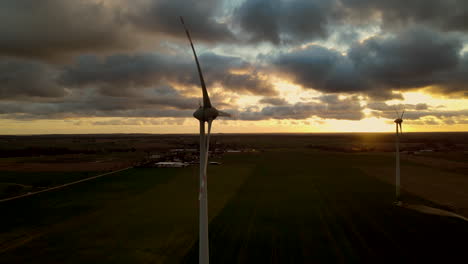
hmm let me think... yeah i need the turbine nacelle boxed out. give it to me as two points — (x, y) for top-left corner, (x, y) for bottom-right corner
(194, 106), (219, 122)
(393, 108), (405, 135)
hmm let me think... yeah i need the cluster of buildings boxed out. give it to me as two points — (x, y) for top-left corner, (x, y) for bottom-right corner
(139, 148), (226, 168)
(137, 143), (258, 168)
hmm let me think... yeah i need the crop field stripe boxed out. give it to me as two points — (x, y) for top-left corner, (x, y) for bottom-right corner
(0, 168), (182, 261)
(2, 149), (468, 263)
(0, 167), (133, 203)
(0, 153), (255, 263)
(183, 151), (468, 263)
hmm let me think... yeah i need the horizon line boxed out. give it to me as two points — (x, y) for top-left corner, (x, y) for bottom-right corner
(1, 131), (467, 136)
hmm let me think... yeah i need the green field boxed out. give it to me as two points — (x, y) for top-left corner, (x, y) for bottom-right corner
(1, 150), (467, 263)
(0, 171), (101, 199)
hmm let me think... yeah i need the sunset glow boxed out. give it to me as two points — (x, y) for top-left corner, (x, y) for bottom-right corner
(0, 0), (466, 134)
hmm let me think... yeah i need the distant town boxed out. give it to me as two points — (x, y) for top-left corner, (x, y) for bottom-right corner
(138, 145), (258, 168)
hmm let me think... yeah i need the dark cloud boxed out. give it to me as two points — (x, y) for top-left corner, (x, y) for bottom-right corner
(234, 0), (281, 44)
(238, 95), (363, 120)
(403, 109), (468, 120)
(0, 0), (234, 61)
(61, 52), (276, 96)
(348, 26), (462, 89)
(196, 53), (276, 95)
(0, 0), (133, 61)
(91, 118), (186, 126)
(0, 93), (195, 120)
(3, 85), (194, 112)
(234, 0), (337, 44)
(366, 101), (468, 125)
(428, 53), (468, 96)
(259, 97), (288, 105)
(60, 54), (181, 96)
(341, 0), (468, 32)
(0, 50), (275, 120)
(0, 92), (364, 122)
(0, 106), (194, 121)
(273, 45), (367, 93)
(233, 0), (468, 45)
(273, 26), (467, 99)
(0, 0), (467, 126)
(0, 59), (66, 99)
(129, 0), (234, 43)
(366, 102), (429, 112)
(1, 0), (467, 63)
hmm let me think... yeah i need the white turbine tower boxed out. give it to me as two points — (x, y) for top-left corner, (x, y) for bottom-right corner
(394, 108), (404, 205)
(180, 17), (230, 264)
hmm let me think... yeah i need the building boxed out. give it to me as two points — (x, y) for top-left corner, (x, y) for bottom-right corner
(154, 162), (189, 168)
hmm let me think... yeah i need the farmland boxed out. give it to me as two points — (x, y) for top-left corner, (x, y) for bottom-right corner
(0, 133), (467, 263)
(185, 151), (468, 263)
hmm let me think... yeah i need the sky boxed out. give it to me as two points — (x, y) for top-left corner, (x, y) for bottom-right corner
(0, 0), (467, 134)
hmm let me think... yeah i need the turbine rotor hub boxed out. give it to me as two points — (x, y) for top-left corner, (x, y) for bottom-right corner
(193, 107), (219, 122)
(394, 118), (403, 124)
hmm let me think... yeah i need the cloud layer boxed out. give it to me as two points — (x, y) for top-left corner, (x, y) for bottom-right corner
(0, 0), (467, 126)
(274, 26), (467, 99)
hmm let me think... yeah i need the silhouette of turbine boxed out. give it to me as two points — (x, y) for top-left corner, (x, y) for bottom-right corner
(180, 16), (230, 264)
(394, 107), (405, 204)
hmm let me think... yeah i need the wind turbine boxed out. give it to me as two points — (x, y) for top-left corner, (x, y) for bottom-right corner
(180, 17), (230, 264)
(394, 107), (404, 205)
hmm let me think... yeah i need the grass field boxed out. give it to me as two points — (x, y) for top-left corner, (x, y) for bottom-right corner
(183, 151), (468, 263)
(0, 154), (254, 263)
(1, 150), (467, 263)
(0, 171), (101, 199)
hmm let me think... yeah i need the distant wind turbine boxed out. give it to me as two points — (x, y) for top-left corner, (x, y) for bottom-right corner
(394, 107), (404, 204)
(180, 16), (230, 264)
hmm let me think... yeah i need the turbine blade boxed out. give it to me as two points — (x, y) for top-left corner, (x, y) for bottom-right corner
(393, 106), (399, 119)
(180, 16), (212, 108)
(401, 110), (405, 119)
(217, 110), (231, 117)
(399, 123), (403, 135)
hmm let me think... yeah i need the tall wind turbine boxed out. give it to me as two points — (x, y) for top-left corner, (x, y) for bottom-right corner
(180, 17), (230, 264)
(394, 108), (404, 204)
